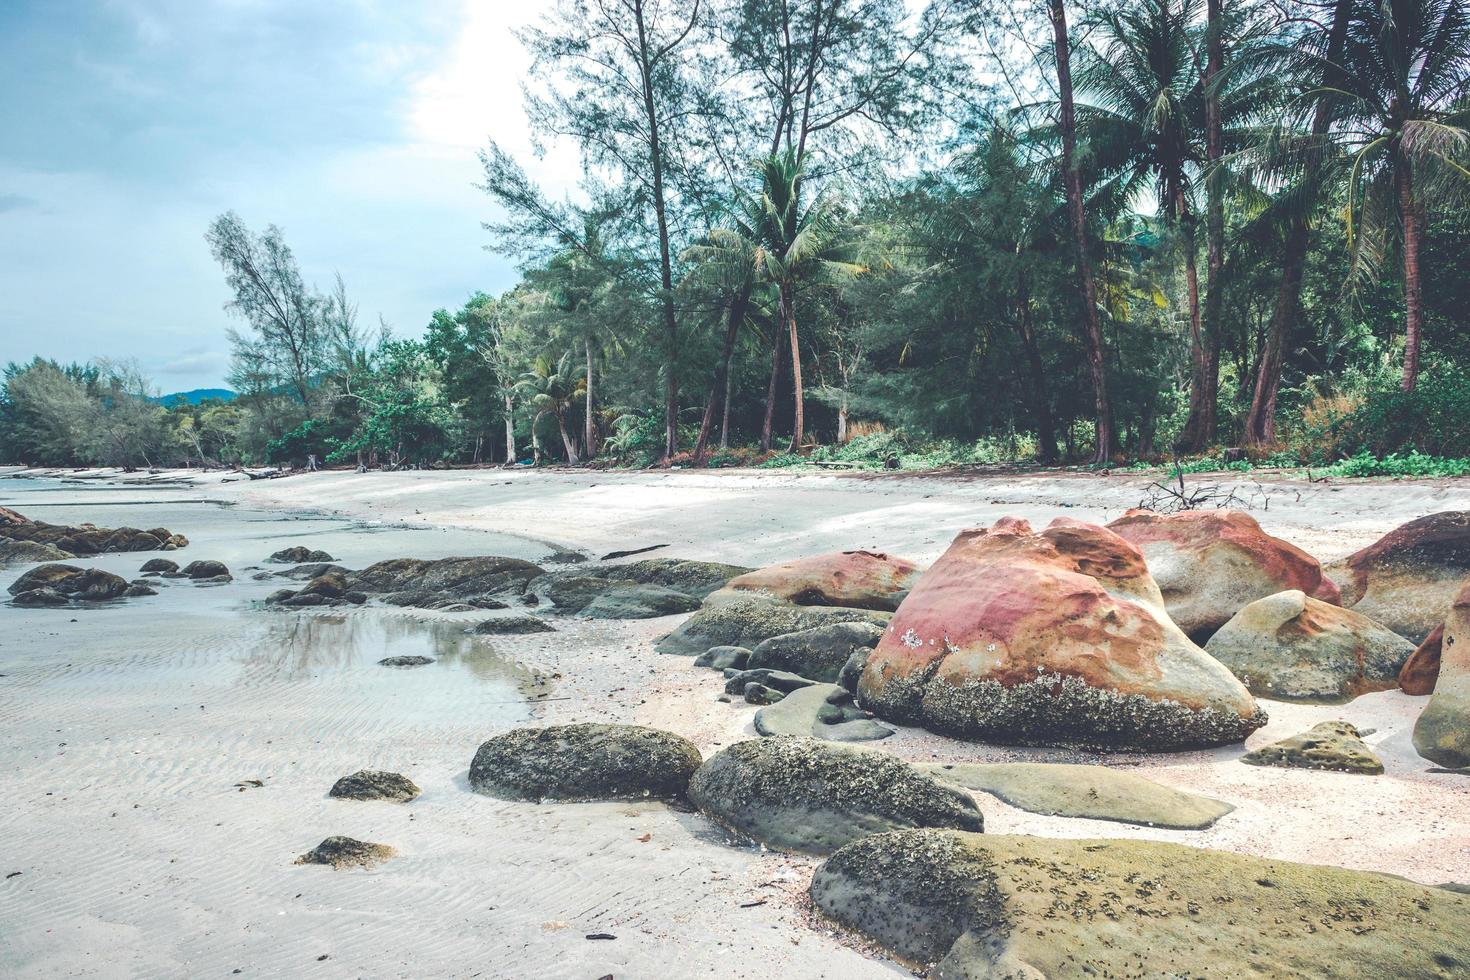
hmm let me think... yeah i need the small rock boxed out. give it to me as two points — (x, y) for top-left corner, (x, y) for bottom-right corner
(181, 560), (231, 580)
(1242, 721), (1383, 774)
(268, 546), (336, 564)
(328, 770), (421, 803)
(469, 723), (702, 802)
(470, 615), (554, 635)
(379, 655), (434, 668)
(139, 558), (178, 574)
(294, 836), (395, 870)
(693, 646), (751, 670)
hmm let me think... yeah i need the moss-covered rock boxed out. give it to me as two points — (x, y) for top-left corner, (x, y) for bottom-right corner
(269, 546), (335, 564)
(328, 769), (421, 803)
(348, 556), (544, 601)
(920, 761), (1234, 829)
(294, 836), (395, 870)
(747, 621), (885, 683)
(0, 540), (73, 568)
(687, 737), (982, 854)
(469, 723), (702, 802)
(1243, 721), (1384, 775)
(811, 830), (1470, 977)
(657, 593), (890, 655)
(470, 615), (555, 635)
(693, 645), (751, 670)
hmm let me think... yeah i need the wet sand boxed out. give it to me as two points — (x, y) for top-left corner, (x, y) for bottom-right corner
(3, 466), (1470, 978)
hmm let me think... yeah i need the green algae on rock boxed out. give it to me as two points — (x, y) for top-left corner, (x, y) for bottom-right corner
(468, 723), (702, 802)
(1244, 721), (1384, 775)
(811, 830), (1470, 978)
(920, 761), (1234, 829)
(687, 737), (982, 854)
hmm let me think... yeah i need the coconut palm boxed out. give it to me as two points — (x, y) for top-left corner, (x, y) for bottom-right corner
(514, 350), (585, 464)
(1327, 0), (1470, 391)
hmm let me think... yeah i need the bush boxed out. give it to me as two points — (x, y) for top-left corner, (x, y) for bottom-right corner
(1310, 370), (1470, 461)
(1317, 451), (1470, 478)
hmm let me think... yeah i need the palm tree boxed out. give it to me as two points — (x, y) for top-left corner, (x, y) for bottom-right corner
(1329, 0), (1470, 391)
(515, 351), (585, 464)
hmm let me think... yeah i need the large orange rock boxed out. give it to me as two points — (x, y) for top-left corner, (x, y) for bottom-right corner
(1328, 512), (1470, 644)
(858, 517), (1266, 751)
(1106, 509), (1336, 638)
(726, 550), (921, 611)
(1400, 624), (1443, 695)
(1414, 580), (1470, 767)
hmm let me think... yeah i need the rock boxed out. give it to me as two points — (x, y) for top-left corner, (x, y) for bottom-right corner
(1328, 511), (1470, 642)
(726, 550), (921, 611)
(139, 558), (177, 574)
(687, 737), (983, 854)
(0, 513), (187, 556)
(1205, 590), (1415, 702)
(379, 655), (434, 667)
(280, 593), (327, 607)
(693, 645), (750, 670)
(0, 540), (73, 568)
(1414, 580), (1470, 767)
(723, 668), (817, 696)
(581, 584), (702, 619)
(278, 562), (350, 581)
(269, 546), (336, 564)
(1401, 624), (1443, 695)
(122, 583), (157, 598)
(296, 571), (348, 599)
(1107, 508), (1337, 638)
(1243, 721), (1383, 774)
(837, 648), (869, 695)
(920, 762), (1234, 829)
(748, 621), (884, 684)
(11, 587), (69, 607)
(533, 558), (750, 619)
(810, 830), (1470, 977)
(612, 557), (753, 596)
(7, 563), (129, 601)
(470, 615), (554, 635)
(858, 518), (1266, 751)
(753, 683), (894, 742)
(180, 560), (230, 580)
(348, 556), (545, 602)
(656, 593), (890, 655)
(743, 683), (785, 705)
(328, 770), (421, 803)
(294, 836), (395, 870)
(469, 724), (702, 802)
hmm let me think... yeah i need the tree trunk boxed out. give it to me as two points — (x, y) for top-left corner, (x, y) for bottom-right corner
(584, 335), (595, 460)
(1017, 272), (1059, 463)
(720, 359), (733, 450)
(504, 394), (516, 465)
(1175, 192), (1209, 452)
(557, 412), (580, 464)
(1243, 0), (1351, 446)
(631, 1), (680, 460)
(784, 283), (805, 452)
(1185, 0), (1225, 451)
(694, 282), (750, 464)
(761, 327), (786, 453)
(1398, 156), (1425, 392)
(1048, 0), (1113, 465)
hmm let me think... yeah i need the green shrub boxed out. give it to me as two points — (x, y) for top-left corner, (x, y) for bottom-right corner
(1316, 370), (1470, 460)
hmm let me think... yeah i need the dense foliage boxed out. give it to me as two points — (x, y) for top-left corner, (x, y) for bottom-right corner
(3, 0), (1468, 472)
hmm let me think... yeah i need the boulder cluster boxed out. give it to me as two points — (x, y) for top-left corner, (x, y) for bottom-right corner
(0, 505), (187, 556)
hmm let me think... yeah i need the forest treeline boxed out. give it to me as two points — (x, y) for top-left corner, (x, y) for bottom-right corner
(3, 0), (1469, 472)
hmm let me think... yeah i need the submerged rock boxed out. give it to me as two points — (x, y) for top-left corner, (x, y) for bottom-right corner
(859, 518), (1266, 751)
(294, 836), (395, 870)
(8, 563), (129, 602)
(1107, 509), (1340, 639)
(122, 583), (157, 598)
(726, 550), (921, 611)
(1206, 590), (1414, 702)
(11, 587), (69, 607)
(378, 655), (434, 668)
(1328, 511), (1470, 642)
(1415, 580), (1470, 768)
(747, 621), (884, 684)
(470, 615), (555, 635)
(921, 762), (1234, 829)
(753, 683), (894, 743)
(1243, 721), (1383, 775)
(469, 723), (702, 802)
(269, 546), (336, 564)
(811, 830), (1470, 978)
(657, 593), (889, 656)
(687, 737), (983, 854)
(328, 770), (421, 803)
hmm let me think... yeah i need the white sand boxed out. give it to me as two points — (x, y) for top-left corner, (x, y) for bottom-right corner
(4, 465), (1470, 978)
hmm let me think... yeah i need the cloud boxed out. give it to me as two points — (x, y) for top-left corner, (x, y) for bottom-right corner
(157, 350), (229, 376)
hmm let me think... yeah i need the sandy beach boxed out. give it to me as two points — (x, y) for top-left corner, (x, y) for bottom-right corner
(4, 465), (1470, 979)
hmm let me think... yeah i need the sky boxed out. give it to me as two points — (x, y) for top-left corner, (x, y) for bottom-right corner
(0, 0), (578, 393)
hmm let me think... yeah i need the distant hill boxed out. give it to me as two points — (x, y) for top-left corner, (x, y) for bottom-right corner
(155, 388), (237, 407)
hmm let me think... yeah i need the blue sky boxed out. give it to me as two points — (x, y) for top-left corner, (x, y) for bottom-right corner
(0, 0), (575, 391)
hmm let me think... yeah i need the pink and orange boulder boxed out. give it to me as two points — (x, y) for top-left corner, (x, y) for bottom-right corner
(1106, 509), (1337, 638)
(857, 517), (1266, 751)
(726, 550), (921, 612)
(1327, 512), (1470, 643)
(1413, 580), (1470, 768)
(1400, 625), (1443, 696)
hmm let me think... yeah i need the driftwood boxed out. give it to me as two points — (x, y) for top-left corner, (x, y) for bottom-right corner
(1139, 462), (1271, 514)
